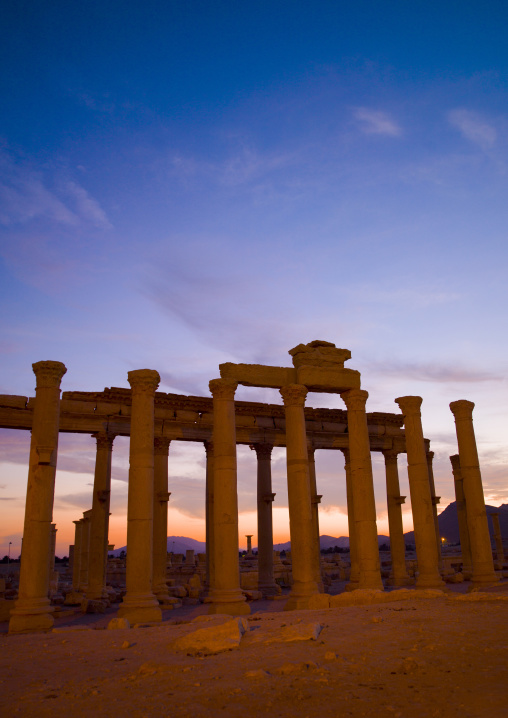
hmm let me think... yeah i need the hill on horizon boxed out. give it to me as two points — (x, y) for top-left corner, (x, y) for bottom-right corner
(110, 502), (508, 556)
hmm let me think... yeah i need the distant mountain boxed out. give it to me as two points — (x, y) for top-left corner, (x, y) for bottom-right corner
(111, 536), (206, 557)
(404, 502), (508, 544)
(272, 534), (390, 552)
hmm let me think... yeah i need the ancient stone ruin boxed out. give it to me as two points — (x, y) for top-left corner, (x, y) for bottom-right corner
(0, 341), (500, 633)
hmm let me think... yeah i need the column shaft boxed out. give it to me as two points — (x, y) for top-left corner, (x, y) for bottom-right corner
(450, 455), (473, 575)
(341, 389), (383, 590)
(10, 360), (67, 634)
(490, 513), (505, 565)
(253, 443), (279, 596)
(395, 396), (444, 588)
(341, 448), (360, 589)
(79, 511), (92, 591)
(153, 437), (171, 602)
(308, 448), (323, 591)
(426, 450), (443, 571)
(208, 379), (249, 615)
(280, 384), (319, 610)
(204, 441), (215, 591)
(383, 450), (411, 586)
(450, 400), (497, 585)
(118, 369), (162, 623)
(86, 432), (114, 604)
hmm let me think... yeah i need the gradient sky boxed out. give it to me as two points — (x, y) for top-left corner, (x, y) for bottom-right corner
(1, 1), (507, 556)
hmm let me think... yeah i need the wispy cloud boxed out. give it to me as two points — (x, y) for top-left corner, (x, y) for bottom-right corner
(447, 109), (497, 150)
(345, 285), (461, 309)
(353, 108), (402, 137)
(0, 148), (111, 229)
(366, 361), (501, 384)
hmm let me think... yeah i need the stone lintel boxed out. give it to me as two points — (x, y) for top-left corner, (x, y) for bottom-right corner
(219, 362), (297, 388)
(220, 362), (361, 393)
(295, 365), (361, 393)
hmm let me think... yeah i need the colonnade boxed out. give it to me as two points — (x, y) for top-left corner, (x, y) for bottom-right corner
(6, 358), (500, 633)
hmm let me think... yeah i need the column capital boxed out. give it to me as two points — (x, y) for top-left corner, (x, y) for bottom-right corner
(449, 400), (475, 420)
(92, 431), (115, 451)
(280, 383), (307, 407)
(449, 454), (461, 473)
(209, 378), (238, 400)
(154, 436), (171, 455)
(382, 448), (399, 464)
(32, 360), (67, 388)
(128, 369), (160, 394)
(250, 442), (273, 460)
(395, 395), (422, 416)
(340, 388), (369, 411)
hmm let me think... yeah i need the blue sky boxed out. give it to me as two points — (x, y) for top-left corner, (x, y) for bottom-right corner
(1, 1), (507, 555)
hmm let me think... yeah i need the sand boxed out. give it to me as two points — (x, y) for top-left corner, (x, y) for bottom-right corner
(1, 586), (507, 717)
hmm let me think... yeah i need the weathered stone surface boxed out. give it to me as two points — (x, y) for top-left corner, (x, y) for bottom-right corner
(107, 617), (131, 630)
(296, 365), (361, 393)
(219, 362), (297, 388)
(289, 341), (350, 368)
(307, 593), (331, 610)
(172, 617), (249, 655)
(247, 621), (323, 645)
(273, 661), (318, 674)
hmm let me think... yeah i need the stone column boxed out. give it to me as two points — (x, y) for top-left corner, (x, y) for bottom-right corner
(490, 513), (505, 566)
(252, 443), (279, 596)
(280, 384), (319, 609)
(450, 454), (473, 576)
(245, 536), (253, 556)
(395, 397), (444, 588)
(426, 449), (443, 571)
(118, 369), (162, 624)
(85, 432), (115, 606)
(340, 448), (360, 589)
(382, 449), (411, 586)
(208, 379), (249, 615)
(204, 440), (215, 592)
(79, 510), (92, 591)
(308, 447), (324, 591)
(64, 520), (84, 604)
(10, 360), (67, 634)
(153, 436), (172, 603)
(449, 400), (498, 585)
(48, 524), (57, 598)
(340, 389), (383, 590)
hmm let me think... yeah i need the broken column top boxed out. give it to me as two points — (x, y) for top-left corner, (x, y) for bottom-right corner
(219, 340), (360, 393)
(288, 340), (352, 369)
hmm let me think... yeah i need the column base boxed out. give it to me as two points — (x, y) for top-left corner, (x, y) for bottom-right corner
(471, 571), (499, 588)
(9, 598), (55, 634)
(207, 588), (250, 616)
(284, 580), (319, 611)
(118, 593), (162, 624)
(386, 575), (414, 587)
(64, 591), (85, 606)
(415, 572), (446, 589)
(358, 571), (384, 591)
(258, 582), (281, 597)
(345, 580), (360, 592)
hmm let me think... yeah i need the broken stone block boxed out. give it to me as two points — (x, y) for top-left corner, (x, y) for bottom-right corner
(307, 593), (331, 610)
(107, 617), (131, 630)
(172, 617), (249, 655)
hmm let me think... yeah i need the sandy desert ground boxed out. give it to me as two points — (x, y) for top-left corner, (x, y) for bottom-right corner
(1, 583), (507, 718)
